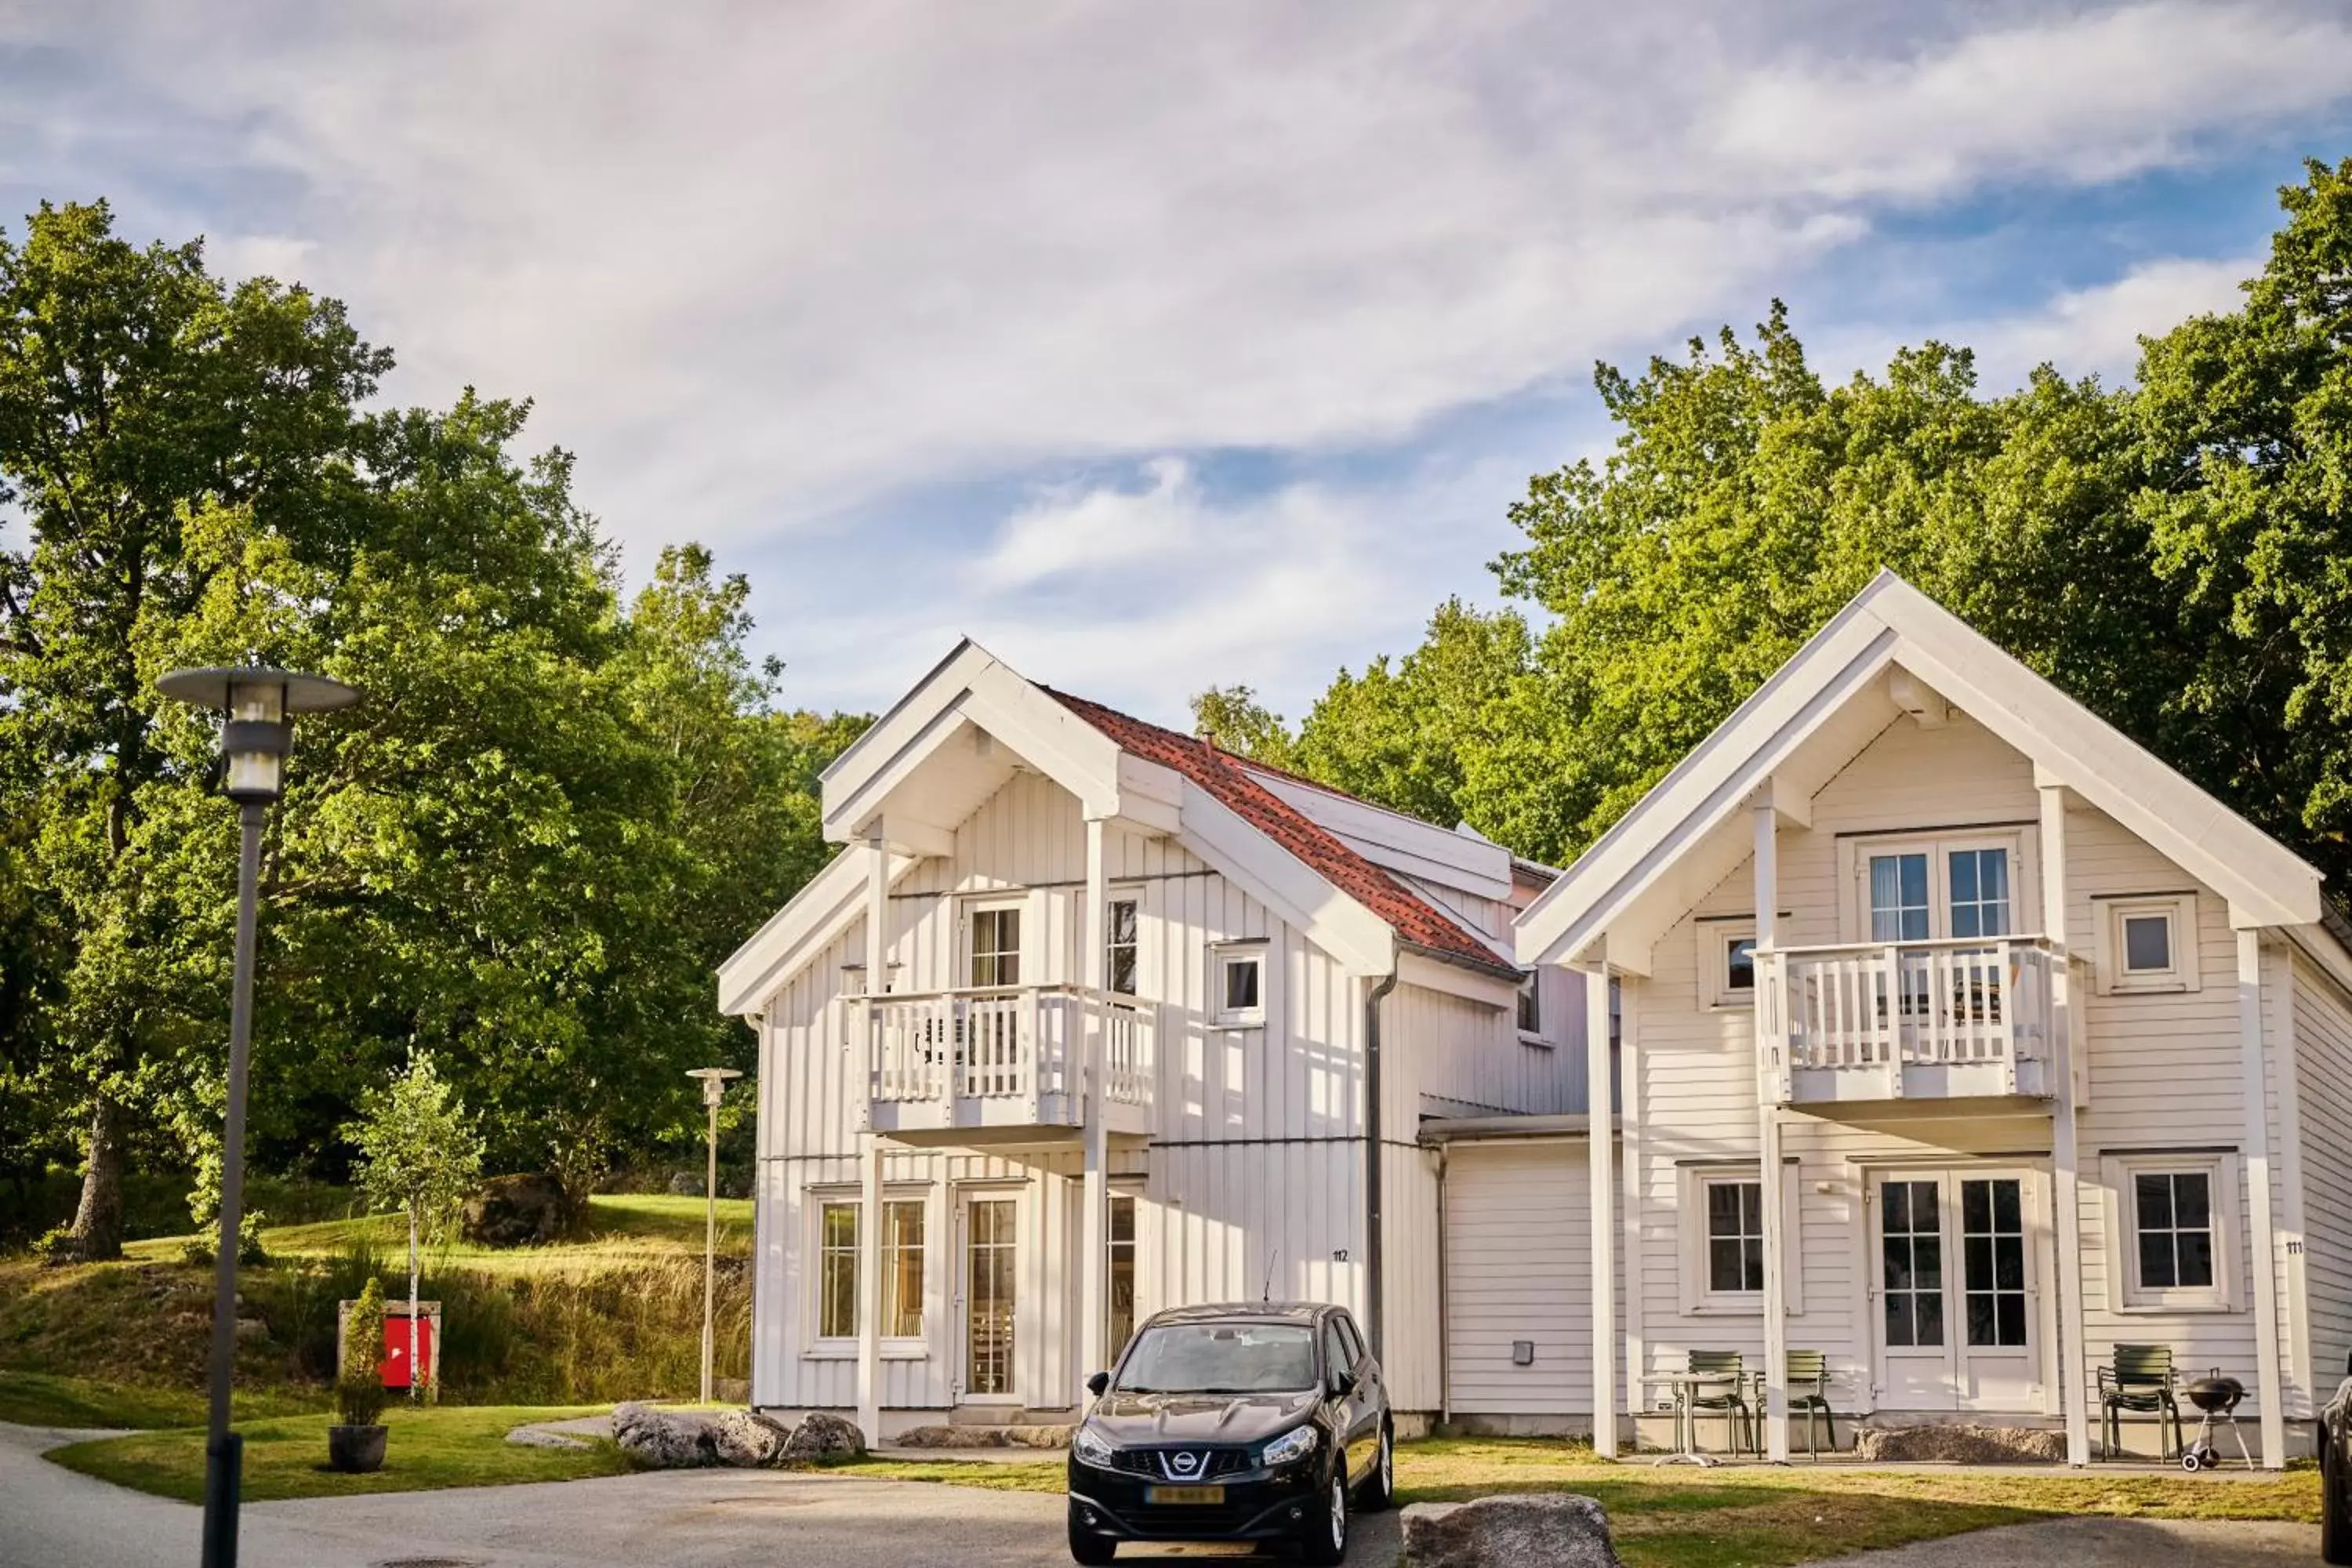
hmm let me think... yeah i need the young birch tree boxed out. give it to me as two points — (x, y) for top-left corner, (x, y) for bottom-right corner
(346, 1053), (483, 1399)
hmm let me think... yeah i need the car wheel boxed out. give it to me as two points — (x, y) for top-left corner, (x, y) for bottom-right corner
(1356, 1421), (1395, 1512)
(1067, 1505), (1118, 1566)
(2325, 1437), (2352, 1566)
(1298, 1467), (1348, 1566)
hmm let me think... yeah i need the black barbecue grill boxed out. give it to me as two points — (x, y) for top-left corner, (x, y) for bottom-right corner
(2180, 1373), (2251, 1471)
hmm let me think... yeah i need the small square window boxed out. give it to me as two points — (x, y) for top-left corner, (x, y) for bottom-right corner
(2097, 894), (2198, 994)
(2123, 915), (2171, 974)
(1702, 922), (1759, 1008)
(1213, 945), (1265, 1025)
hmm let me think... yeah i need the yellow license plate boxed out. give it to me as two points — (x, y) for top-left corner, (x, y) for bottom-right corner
(1145, 1484), (1226, 1505)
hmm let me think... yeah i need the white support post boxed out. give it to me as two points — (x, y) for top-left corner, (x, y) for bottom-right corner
(2238, 925), (2288, 1468)
(1586, 961), (1617, 1458)
(1619, 975), (1646, 1453)
(2040, 780), (2091, 1466)
(1754, 800), (1789, 1463)
(857, 832), (887, 1444)
(1079, 817), (1110, 1387)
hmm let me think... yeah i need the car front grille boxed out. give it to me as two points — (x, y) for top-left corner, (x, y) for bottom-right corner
(1109, 1445), (1252, 1480)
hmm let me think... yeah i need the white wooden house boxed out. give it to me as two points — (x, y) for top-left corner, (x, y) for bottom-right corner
(721, 573), (2352, 1467)
(717, 643), (1586, 1440)
(1511, 570), (2352, 1466)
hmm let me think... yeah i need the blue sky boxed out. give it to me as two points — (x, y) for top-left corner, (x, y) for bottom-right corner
(5, 2), (2351, 723)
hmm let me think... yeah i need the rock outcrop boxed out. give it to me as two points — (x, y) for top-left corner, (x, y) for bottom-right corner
(1403, 1494), (1624, 1568)
(1853, 1423), (2064, 1464)
(461, 1173), (569, 1248)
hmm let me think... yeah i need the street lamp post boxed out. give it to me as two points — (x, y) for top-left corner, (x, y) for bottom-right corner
(158, 666), (358, 1568)
(687, 1066), (742, 1405)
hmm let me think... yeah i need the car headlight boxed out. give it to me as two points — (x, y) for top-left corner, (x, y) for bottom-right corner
(1261, 1425), (1319, 1467)
(1073, 1425), (1116, 1468)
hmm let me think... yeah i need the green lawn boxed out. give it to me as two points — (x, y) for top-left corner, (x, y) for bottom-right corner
(46, 1403), (630, 1501)
(119, 1192), (754, 1279)
(846, 1437), (2324, 1568)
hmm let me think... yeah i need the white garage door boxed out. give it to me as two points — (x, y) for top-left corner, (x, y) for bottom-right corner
(1444, 1141), (1594, 1415)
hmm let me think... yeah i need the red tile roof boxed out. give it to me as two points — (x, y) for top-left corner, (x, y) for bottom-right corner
(1046, 689), (1519, 978)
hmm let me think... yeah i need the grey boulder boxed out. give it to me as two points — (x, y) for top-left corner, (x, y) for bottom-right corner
(612, 1402), (720, 1468)
(1853, 1423), (2064, 1464)
(1403, 1494), (1623, 1568)
(711, 1408), (793, 1468)
(779, 1410), (868, 1466)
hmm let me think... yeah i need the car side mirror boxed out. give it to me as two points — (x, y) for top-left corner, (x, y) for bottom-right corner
(1330, 1370), (1357, 1399)
(1087, 1370), (1111, 1397)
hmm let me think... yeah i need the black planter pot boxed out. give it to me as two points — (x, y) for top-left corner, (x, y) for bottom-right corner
(328, 1423), (387, 1473)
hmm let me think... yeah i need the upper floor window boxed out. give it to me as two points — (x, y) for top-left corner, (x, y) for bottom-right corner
(1701, 918), (1758, 1009)
(970, 903), (1022, 988)
(2094, 892), (2200, 995)
(1852, 833), (2023, 943)
(1212, 942), (1265, 1026)
(1106, 898), (1139, 996)
(1516, 973), (1542, 1036)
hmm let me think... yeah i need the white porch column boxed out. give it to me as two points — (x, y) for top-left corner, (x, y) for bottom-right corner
(1754, 801), (1789, 1462)
(1586, 961), (1617, 1457)
(857, 832), (887, 1443)
(2237, 924), (2287, 1468)
(2039, 778), (2092, 1465)
(1079, 817), (1110, 1385)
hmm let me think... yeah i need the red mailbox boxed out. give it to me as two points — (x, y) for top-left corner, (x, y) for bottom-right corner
(379, 1310), (437, 1392)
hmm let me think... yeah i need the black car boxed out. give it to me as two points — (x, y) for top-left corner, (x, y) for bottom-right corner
(1065, 1301), (1392, 1565)
(2324, 1349), (2352, 1564)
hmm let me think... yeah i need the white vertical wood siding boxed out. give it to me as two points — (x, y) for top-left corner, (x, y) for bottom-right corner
(2293, 953), (2352, 1399)
(1443, 1142), (1598, 1421)
(1625, 710), (2299, 1425)
(752, 762), (1570, 1420)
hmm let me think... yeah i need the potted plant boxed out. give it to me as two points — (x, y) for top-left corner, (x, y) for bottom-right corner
(329, 1277), (390, 1473)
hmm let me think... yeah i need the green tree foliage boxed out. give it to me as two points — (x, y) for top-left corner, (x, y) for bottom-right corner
(1188, 684), (1298, 768)
(337, 1275), (388, 1426)
(0, 201), (865, 1258)
(1253, 162), (2352, 888)
(347, 1051), (483, 1399)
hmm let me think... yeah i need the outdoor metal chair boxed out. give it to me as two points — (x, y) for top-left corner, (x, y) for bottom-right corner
(1684, 1350), (1755, 1457)
(2099, 1343), (2183, 1461)
(1786, 1349), (1839, 1458)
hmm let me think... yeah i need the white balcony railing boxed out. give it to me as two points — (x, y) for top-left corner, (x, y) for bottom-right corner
(861, 984), (1154, 1120)
(1759, 937), (2057, 1099)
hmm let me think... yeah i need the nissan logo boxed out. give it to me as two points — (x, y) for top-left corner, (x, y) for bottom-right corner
(1160, 1450), (1207, 1479)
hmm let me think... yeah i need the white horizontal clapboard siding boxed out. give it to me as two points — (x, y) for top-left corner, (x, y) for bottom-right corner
(1443, 1141), (1596, 1417)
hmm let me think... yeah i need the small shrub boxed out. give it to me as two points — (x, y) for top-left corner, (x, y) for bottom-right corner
(337, 1277), (387, 1426)
(31, 1224), (76, 1264)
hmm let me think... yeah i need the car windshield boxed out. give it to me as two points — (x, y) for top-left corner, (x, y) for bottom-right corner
(1113, 1323), (1318, 1394)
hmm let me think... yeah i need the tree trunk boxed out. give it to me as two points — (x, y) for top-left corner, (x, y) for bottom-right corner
(64, 1094), (125, 1261)
(408, 1208), (422, 1402)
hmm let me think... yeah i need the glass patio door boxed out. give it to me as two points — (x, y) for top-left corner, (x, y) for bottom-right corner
(1872, 1171), (2038, 1412)
(960, 1196), (1019, 1400)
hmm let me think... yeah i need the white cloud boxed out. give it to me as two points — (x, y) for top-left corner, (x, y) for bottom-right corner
(1813, 253), (2259, 390)
(4, 1), (2347, 712)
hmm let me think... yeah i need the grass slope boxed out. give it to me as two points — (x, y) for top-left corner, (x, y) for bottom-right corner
(47, 1404), (630, 1501)
(848, 1437), (2322, 1568)
(0, 1370), (319, 1428)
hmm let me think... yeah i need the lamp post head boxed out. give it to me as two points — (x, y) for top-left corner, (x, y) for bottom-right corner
(688, 1066), (743, 1109)
(156, 666), (360, 804)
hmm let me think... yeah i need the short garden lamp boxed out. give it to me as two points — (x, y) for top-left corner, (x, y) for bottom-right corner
(688, 1066), (743, 1405)
(157, 665), (358, 1568)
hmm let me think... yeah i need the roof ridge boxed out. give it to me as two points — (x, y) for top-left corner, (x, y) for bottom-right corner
(1043, 688), (1517, 978)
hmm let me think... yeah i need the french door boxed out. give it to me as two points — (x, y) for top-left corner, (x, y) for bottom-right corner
(1871, 1170), (2038, 1410)
(958, 1194), (1020, 1402)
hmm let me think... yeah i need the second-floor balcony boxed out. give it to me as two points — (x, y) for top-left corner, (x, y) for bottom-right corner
(1759, 936), (2066, 1105)
(855, 984), (1155, 1140)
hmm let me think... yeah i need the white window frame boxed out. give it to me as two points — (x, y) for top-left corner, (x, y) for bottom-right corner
(2100, 1151), (2239, 1313)
(810, 1192), (861, 1352)
(1105, 887), (1143, 998)
(1701, 918), (1759, 1010)
(964, 895), (1028, 989)
(1516, 972), (1548, 1044)
(2092, 892), (2200, 996)
(1210, 940), (1268, 1028)
(879, 1191), (931, 1352)
(1837, 829), (2035, 944)
(1675, 1163), (1803, 1316)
